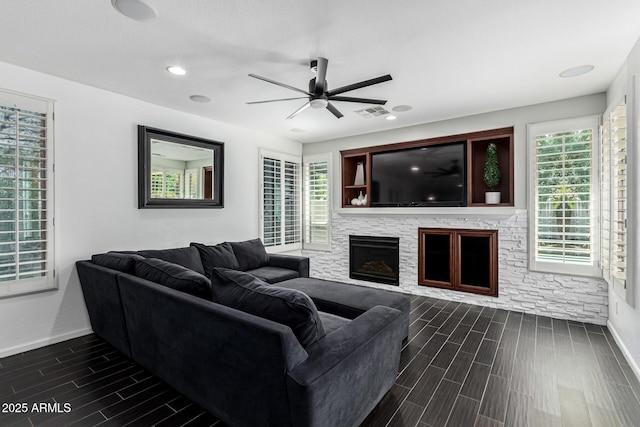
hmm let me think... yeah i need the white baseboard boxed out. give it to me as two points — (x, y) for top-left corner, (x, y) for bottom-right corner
(0, 327), (93, 359)
(607, 320), (640, 383)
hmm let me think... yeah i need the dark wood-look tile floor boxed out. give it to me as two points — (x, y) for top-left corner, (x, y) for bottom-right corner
(1, 295), (639, 426)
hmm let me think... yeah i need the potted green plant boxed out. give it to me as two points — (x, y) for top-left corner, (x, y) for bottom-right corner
(483, 143), (501, 204)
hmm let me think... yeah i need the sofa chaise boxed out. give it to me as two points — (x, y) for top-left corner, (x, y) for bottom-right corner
(76, 239), (410, 427)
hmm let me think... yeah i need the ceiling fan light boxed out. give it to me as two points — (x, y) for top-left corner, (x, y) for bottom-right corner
(310, 98), (328, 109)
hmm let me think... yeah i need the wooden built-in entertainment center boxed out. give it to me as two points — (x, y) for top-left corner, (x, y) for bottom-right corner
(340, 126), (514, 208)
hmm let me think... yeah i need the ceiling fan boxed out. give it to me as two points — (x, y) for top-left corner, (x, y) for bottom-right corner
(247, 57), (392, 119)
(425, 160), (462, 177)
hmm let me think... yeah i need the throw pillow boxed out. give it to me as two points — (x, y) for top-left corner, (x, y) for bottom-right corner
(228, 238), (269, 271)
(190, 242), (240, 276)
(92, 252), (145, 274)
(135, 258), (212, 300)
(212, 267), (325, 348)
(137, 246), (206, 276)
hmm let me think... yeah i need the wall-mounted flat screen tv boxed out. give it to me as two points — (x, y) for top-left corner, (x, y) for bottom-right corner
(370, 142), (467, 207)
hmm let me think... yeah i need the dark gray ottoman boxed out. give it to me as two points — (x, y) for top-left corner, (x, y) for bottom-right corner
(277, 277), (410, 339)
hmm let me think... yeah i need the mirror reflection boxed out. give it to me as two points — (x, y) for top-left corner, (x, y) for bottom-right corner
(138, 125), (224, 209)
(150, 139), (214, 200)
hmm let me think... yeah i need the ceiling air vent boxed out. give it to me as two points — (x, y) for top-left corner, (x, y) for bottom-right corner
(355, 106), (391, 118)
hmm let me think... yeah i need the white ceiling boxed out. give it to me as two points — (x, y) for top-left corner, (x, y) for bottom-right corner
(1, 0), (639, 143)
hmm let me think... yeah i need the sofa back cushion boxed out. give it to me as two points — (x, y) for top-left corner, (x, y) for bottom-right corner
(137, 246), (205, 276)
(212, 268), (325, 348)
(190, 242), (240, 277)
(135, 258), (212, 300)
(228, 238), (269, 271)
(92, 252), (145, 274)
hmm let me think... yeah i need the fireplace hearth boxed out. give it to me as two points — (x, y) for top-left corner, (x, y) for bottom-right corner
(349, 235), (400, 286)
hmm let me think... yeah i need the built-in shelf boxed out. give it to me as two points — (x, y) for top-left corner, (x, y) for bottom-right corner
(340, 127), (514, 209)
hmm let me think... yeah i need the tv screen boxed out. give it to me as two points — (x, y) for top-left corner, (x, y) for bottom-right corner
(370, 142), (467, 207)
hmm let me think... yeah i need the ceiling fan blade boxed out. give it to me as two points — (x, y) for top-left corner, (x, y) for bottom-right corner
(327, 74), (392, 96)
(314, 57), (328, 94)
(326, 102), (343, 119)
(328, 96), (387, 105)
(248, 73), (312, 96)
(246, 97), (308, 104)
(286, 101), (311, 120)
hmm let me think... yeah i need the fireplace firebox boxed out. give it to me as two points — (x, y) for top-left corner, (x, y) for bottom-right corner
(349, 235), (400, 286)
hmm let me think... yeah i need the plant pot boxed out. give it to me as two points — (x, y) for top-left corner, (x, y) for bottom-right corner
(485, 191), (501, 204)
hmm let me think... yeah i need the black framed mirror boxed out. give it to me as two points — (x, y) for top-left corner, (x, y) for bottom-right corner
(138, 126), (224, 208)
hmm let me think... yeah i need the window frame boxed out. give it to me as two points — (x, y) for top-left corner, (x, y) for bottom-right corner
(259, 149), (302, 253)
(0, 89), (56, 299)
(303, 153), (332, 251)
(527, 115), (601, 277)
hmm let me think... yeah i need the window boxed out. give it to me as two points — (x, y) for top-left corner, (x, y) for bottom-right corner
(0, 90), (55, 298)
(303, 154), (331, 251)
(528, 116), (600, 276)
(601, 97), (627, 291)
(260, 149), (301, 252)
(149, 168), (184, 199)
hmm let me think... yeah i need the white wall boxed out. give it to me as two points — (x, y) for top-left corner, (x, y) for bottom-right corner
(303, 93), (605, 209)
(607, 35), (640, 375)
(0, 61), (301, 357)
(302, 96), (610, 317)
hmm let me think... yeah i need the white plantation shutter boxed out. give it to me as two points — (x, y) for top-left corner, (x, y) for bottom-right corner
(601, 99), (627, 289)
(528, 116), (599, 276)
(260, 150), (301, 252)
(601, 115), (612, 282)
(0, 90), (55, 297)
(283, 160), (301, 245)
(303, 154), (331, 251)
(184, 168), (198, 199)
(150, 169), (184, 199)
(262, 156), (281, 247)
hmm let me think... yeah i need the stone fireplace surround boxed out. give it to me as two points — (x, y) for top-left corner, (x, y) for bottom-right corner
(302, 209), (608, 325)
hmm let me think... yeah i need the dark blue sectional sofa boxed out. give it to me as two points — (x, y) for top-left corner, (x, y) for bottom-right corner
(76, 239), (409, 427)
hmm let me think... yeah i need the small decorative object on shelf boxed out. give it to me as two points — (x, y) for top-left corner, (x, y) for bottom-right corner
(354, 162), (365, 185)
(483, 143), (501, 204)
(351, 191), (367, 206)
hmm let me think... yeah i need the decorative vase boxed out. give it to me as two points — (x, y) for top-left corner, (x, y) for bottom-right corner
(351, 198), (361, 206)
(485, 191), (501, 204)
(358, 191), (364, 201)
(354, 162), (365, 186)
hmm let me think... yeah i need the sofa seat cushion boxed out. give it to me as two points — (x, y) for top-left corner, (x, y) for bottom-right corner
(91, 252), (144, 274)
(246, 266), (300, 284)
(135, 258), (212, 300)
(228, 238), (269, 271)
(136, 246), (206, 276)
(190, 242), (240, 276)
(212, 268), (325, 348)
(318, 312), (350, 335)
(277, 277), (410, 339)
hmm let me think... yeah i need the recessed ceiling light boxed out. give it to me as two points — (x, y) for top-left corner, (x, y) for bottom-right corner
(111, 0), (158, 22)
(290, 128), (306, 133)
(411, 166), (420, 172)
(167, 66), (187, 76)
(559, 65), (595, 78)
(392, 105), (413, 112)
(189, 95), (211, 103)
(385, 115), (397, 121)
